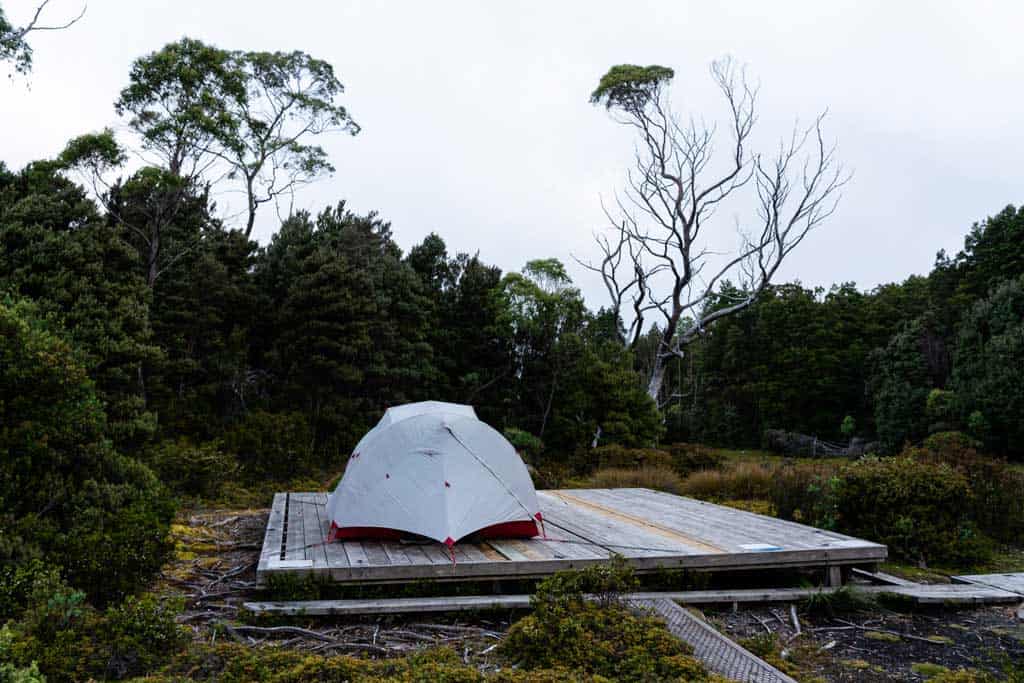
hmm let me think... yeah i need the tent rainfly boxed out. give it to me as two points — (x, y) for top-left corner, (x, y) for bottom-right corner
(325, 401), (543, 555)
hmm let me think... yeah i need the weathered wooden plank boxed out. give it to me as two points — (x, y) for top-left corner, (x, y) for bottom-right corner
(284, 494), (306, 562)
(850, 568), (914, 586)
(361, 542), (392, 567)
(302, 500), (327, 569)
(953, 572), (1024, 596)
(319, 506), (350, 569)
(343, 542), (370, 568)
(381, 542), (412, 566)
(243, 582), (1020, 616)
(257, 492), (287, 575)
(259, 489), (887, 584)
(539, 492), (700, 558)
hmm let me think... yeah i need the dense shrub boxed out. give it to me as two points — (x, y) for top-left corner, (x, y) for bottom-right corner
(504, 427), (544, 461)
(664, 443), (725, 475)
(588, 465), (683, 494)
(681, 462), (775, 501)
(0, 298), (174, 604)
(143, 438), (238, 497)
(501, 560), (711, 682)
(832, 457), (989, 566)
(575, 444), (673, 474)
(913, 434), (1024, 543)
(223, 410), (316, 480)
(767, 463), (840, 528)
(1, 570), (184, 682)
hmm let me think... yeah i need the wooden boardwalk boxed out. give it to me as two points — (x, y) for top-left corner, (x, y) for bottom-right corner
(953, 572), (1024, 597)
(257, 488), (886, 585)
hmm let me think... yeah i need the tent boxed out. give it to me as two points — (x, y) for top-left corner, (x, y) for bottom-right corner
(325, 401), (543, 551)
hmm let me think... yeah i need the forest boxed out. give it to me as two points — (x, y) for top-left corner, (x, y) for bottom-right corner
(3, 6), (1024, 683)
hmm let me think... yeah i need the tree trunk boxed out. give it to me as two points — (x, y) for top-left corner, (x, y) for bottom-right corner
(647, 355), (667, 404)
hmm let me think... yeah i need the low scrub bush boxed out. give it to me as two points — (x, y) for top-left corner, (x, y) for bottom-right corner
(501, 560), (712, 682)
(768, 462), (840, 529)
(681, 462), (775, 501)
(143, 438), (238, 497)
(1, 571), (185, 682)
(664, 442), (725, 475)
(587, 444), (673, 472)
(833, 457), (990, 566)
(913, 434), (1024, 543)
(504, 427), (545, 461)
(223, 410), (316, 481)
(587, 465), (684, 494)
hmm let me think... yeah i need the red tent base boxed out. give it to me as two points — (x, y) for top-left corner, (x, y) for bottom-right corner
(328, 519), (539, 543)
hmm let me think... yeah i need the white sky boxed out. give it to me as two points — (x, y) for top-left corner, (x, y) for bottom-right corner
(3, 0), (1022, 307)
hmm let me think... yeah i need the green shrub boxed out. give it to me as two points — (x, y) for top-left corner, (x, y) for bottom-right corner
(0, 298), (175, 604)
(576, 444), (673, 475)
(833, 457), (990, 566)
(768, 463), (841, 529)
(1, 574), (184, 682)
(223, 410), (315, 480)
(912, 437), (1024, 543)
(664, 443), (725, 475)
(501, 560), (711, 682)
(587, 465), (684, 494)
(143, 438), (238, 497)
(98, 594), (186, 680)
(504, 427), (545, 461)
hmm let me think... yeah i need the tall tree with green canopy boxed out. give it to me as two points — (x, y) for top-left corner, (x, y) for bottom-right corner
(116, 37), (360, 236)
(951, 275), (1024, 458)
(406, 233), (512, 419)
(495, 259), (660, 451)
(584, 59), (847, 407)
(0, 160), (160, 448)
(257, 203), (435, 451)
(0, 297), (173, 604)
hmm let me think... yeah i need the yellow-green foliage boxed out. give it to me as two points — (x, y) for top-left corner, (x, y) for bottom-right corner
(681, 462), (775, 501)
(500, 561), (710, 682)
(1, 570), (184, 683)
(587, 465), (684, 494)
(590, 445), (674, 472)
(833, 456), (990, 565)
(664, 443), (725, 475)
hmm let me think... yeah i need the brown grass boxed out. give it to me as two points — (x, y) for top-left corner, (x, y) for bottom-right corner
(587, 465), (684, 494)
(680, 461), (776, 501)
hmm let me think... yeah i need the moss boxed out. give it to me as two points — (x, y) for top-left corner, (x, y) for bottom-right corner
(926, 635), (955, 644)
(864, 630), (902, 643)
(913, 662), (952, 678)
(841, 659), (871, 670)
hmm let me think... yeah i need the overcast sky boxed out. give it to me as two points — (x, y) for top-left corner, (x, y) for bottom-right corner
(3, 0), (1022, 307)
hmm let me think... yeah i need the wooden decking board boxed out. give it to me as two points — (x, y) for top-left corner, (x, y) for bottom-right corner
(257, 488), (887, 584)
(243, 582), (1019, 616)
(604, 488), (854, 552)
(257, 492), (287, 574)
(641, 489), (867, 548)
(539, 491), (701, 557)
(953, 572), (1024, 596)
(302, 499), (327, 569)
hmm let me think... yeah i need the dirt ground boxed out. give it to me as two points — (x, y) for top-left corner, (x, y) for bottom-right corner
(708, 600), (1024, 681)
(156, 508), (513, 666)
(157, 507), (1024, 681)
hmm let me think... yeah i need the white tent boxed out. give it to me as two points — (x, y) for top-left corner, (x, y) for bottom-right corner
(325, 401), (542, 548)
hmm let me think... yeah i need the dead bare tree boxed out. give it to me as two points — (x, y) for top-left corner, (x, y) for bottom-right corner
(586, 60), (848, 405)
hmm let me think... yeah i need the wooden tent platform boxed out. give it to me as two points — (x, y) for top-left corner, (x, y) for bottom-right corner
(256, 488), (886, 585)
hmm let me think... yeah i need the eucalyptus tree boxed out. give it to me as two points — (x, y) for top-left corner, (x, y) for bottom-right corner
(116, 38), (360, 236)
(0, 0), (84, 75)
(583, 60), (847, 405)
